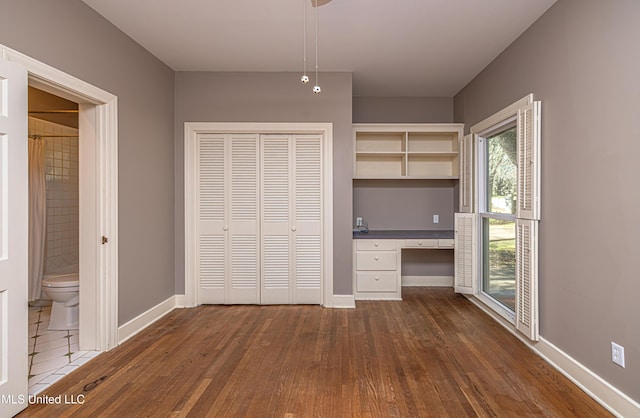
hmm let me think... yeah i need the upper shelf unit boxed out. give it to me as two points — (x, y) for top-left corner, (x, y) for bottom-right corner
(353, 124), (464, 179)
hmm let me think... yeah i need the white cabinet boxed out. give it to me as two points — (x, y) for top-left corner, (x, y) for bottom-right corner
(353, 124), (463, 179)
(196, 133), (323, 305)
(353, 240), (401, 300)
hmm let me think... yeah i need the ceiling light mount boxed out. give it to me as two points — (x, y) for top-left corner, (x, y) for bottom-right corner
(301, 0), (331, 93)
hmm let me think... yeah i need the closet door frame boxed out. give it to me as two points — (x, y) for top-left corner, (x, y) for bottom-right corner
(184, 122), (334, 307)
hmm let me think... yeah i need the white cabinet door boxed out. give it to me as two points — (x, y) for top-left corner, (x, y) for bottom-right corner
(0, 58), (29, 417)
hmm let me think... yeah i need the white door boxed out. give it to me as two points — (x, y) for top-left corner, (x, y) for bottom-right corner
(261, 134), (322, 304)
(292, 134), (322, 304)
(196, 134), (259, 304)
(0, 59), (29, 416)
(261, 134), (291, 304)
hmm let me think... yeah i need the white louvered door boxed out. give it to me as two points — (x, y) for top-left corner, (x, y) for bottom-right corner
(292, 135), (322, 304)
(197, 134), (226, 304)
(516, 219), (538, 341)
(198, 132), (322, 305)
(454, 213), (476, 294)
(197, 134), (259, 304)
(261, 135), (292, 304)
(261, 134), (322, 304)
(228, 135), (260, 304)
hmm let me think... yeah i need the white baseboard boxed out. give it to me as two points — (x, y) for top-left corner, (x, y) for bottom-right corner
(402, 275), (453, 287)
(467, 296), (640, 418)
(118, 295), (180, 344)
(329, 294), (356, 308)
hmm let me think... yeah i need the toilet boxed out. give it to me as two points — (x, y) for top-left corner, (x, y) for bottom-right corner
(42, 272), (79, 331)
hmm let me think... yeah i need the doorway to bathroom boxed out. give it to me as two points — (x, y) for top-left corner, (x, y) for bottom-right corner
(0, 43), (119, 409)
(26, 87), (96, 394)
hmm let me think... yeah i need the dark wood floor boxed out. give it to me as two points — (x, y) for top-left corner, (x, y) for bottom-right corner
(19, 288), (611, 417)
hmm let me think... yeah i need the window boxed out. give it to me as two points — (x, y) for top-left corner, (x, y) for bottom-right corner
(454, 94), (540, 341)
(481, 125), (517, 312)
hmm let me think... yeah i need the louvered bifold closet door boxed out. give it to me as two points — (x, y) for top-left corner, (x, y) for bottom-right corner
(196, 134), (226, 304)
(261, 135), (292, 304)
(228, 134), (260, 304)
(459, 134), (474, 213)
(516, 101), (540, 221)
(293, 134), (322, 304)
(516, 219), (538, 341)
(454, 213), (476, 294)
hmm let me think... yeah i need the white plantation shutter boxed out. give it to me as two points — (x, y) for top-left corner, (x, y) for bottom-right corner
(261, 135), (292, 304)
(228, 135), (259, 304)
(293, 135), (322, 303)
(516, 219), (538, 341)
(454, 213), (476, 294)
(197, 135), (226, 304)
(459, 134), (474, 213)
(516, 101), (541, 220)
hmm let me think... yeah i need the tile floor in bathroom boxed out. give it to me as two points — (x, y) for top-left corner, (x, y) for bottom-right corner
(28, 305), (101, 395)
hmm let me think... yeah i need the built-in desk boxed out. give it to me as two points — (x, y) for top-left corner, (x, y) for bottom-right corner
(353, 230), (454, 300)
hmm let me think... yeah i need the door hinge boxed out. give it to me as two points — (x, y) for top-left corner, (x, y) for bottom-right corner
(102, 236), (109, 245)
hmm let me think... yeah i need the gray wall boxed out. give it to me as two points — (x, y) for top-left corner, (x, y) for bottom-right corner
(353, 180), (455, 230)
(454, 0), (640, 402)
(0, 0), (176, 325)
(174, 72), (353, 295)
(353, 97), (453, 123)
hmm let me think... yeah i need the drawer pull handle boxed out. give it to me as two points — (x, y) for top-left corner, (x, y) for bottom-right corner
(374, 242), (379, 247)
(418, 241), (422, 245)
(375, 276), (380, 281)
(374, 256), (379, 261)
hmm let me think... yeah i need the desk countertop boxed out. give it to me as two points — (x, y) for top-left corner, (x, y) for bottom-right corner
(352, 229), (454, 240)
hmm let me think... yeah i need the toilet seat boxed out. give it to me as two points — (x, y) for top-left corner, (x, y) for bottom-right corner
(42, 274), (79, 288)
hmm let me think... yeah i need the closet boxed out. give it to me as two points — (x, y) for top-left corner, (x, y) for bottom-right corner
(194, 132), (323, 305)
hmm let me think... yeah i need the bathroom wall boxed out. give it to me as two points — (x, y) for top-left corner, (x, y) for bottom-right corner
(28, 117), (79, 273)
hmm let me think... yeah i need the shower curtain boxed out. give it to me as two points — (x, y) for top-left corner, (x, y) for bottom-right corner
(28, 137), (47, 302)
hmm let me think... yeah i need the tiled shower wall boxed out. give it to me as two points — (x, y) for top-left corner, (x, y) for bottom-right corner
(28, 117), (79, 273)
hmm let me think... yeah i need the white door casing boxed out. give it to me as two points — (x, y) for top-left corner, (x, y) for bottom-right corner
(2, 44), (118, 351)
(0, 56), (29, 418)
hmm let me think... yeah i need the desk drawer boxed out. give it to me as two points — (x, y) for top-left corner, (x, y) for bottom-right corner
(356, 240), (397, 251)
(356, 272), (397, 292)
(404, 239), (437, 248)
(438, 239), (454, 248)
(356, 252), (397, 270)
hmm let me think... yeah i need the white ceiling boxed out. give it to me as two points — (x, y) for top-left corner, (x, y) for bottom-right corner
(82, 0), (556, 97)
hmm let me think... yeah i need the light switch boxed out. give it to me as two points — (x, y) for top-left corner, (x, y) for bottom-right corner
(433, 214), (439, 224)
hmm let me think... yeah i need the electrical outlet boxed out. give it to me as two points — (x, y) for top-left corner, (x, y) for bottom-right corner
(356, 217), (363, 227)
(611, 342), (625, 368)
(433, 214), (439, 224)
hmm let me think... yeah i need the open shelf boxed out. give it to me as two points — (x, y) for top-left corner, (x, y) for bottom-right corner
(354, 124), (463, 179)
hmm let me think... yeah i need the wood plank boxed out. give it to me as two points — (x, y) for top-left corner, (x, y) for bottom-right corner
(18, 288), (612, 417)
